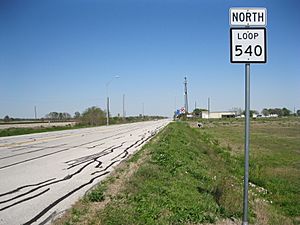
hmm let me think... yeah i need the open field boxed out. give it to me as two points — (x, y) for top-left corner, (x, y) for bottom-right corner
(195, 117), (300, 223)
(54, 118), (299, 225)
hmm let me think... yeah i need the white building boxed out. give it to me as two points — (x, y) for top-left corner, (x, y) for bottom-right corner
(202, 111), (236, 119)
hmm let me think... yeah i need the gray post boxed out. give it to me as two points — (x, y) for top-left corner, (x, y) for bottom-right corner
(242, 63), (250, 225)
(184, 77), (188, 113)
(34, 106), (37, 120)
(208, 97), (210, 119)
(105, 75), (120, 126)
(123, 94), (125, 119)
(106, 97), (109, 126)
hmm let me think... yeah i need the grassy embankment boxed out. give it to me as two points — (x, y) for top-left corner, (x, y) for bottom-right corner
(55, 118), (299, 225)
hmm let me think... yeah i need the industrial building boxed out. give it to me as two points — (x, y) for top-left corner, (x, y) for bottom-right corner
(202, 111), (236, 119)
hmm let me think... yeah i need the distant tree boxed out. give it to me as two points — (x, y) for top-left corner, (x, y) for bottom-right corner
(282, 107), (291, 117)
(193, 108), (208, 117)
(242, 110), (259, 117)
(193, 108), (201, 116)
(297, 110), (300, 116)
(268, 108), (282, 117)
(261, 108), (269, 116)
(276, 108), (283, 116)
(58, 113), (63, 120)
(46, 112), (71, 120)
(80, 106), (106, 126)
(74, 111), (81, 119)
(63, 112), (71, 119)
(46, 112), (59, 120)
(260, 108), (293, 117)
(4, 115), (10, 122)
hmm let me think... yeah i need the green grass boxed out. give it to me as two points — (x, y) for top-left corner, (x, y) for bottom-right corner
(56, 118), (299, 225)
(80, 122), (246, 225)
(197, 117), (300, 223)
(0, 124), (86, 137)
(85, 184), (106, 202)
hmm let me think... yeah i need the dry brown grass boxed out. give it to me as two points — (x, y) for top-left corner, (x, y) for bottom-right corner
(190, 218), (240, 225)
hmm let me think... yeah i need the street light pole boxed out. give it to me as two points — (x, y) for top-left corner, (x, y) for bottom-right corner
(106, 75), (120, 126)
(106, 96), (110, 126)
(123, 94), (125, 119)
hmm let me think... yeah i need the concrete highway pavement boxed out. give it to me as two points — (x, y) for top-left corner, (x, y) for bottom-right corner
(0, 119), (170, 225)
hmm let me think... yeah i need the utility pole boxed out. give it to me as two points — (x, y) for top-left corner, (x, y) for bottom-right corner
(184, 77), (188, 113)
(208, 97), (210, 119)
(142, 103), (144, 118)
(195, 101), (197, 110)
(123, 94), (125, 119)
(34, 106), (37, 120)
(106, 97), (110, 125)
(106, 75), (120, 126)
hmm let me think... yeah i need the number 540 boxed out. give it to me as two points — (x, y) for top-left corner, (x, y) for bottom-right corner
(235, 45), (262, 57)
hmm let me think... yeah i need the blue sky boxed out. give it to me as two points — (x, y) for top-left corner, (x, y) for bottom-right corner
(0, 0), (299, 118)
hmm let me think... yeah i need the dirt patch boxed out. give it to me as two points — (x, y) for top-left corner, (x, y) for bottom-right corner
(206, 219), (240, 225)
(192, 218), (240, 225)
(253, 199), (270, 225)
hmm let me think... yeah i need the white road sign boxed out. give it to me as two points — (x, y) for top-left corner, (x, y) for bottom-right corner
(230, 28), (266, 63)
(230, 8), (267, 26)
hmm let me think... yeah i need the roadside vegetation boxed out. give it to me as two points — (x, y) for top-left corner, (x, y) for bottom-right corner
(0, 106), (166, 137)
(195, 117), (300, 224)
(0, 124), (84, 137)
(54, 118), (299, 225)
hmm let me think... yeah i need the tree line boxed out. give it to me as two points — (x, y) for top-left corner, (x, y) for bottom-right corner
(261, 108), (297, 117)
(1, 106), (166, 126)
(45, 112), (72, 120)
(74, 106), (165, 126)
(189, 107), (300, 118)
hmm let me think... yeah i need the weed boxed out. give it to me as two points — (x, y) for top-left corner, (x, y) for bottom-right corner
(85, 184), (106, 202)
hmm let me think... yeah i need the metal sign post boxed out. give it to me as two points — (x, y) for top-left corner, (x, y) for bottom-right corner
(229, 8), (267, 225)
(242, 63), (250, 225)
